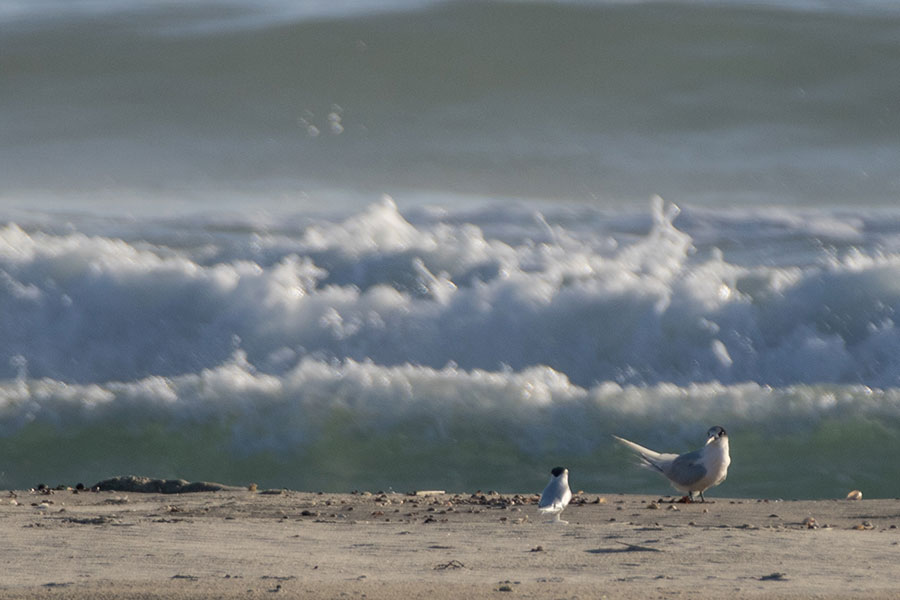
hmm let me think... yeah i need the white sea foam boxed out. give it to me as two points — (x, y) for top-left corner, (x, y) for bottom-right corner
(1, 349), (899, 494)
(3, 198), (900, 494)
(5, 197), (900, 389)
(5, 350), (899, 441)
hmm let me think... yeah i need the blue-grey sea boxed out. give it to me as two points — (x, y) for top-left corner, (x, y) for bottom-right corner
(2, 0), (900, 498)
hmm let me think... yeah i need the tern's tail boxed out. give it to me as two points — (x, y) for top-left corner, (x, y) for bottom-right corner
(612, 435), (669, 472)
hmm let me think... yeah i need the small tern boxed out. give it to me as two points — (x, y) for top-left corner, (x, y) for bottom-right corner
(613, 426), (730, 502)
(538, 466), (573, 523)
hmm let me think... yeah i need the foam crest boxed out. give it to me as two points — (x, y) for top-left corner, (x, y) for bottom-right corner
(6, 354), (900, 440)
(7, 200), (900, 388)
(2, 355), (900, 494)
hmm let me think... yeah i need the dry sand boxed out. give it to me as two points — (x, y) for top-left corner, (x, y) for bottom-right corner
(1, 486), (898, 599)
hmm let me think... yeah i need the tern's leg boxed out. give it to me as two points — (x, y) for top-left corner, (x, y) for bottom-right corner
(699, 491), (706, 503)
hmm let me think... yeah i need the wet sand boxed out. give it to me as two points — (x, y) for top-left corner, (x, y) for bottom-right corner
(1, 487), (898, 599)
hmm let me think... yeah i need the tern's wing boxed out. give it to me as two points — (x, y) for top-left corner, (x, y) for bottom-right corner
(539, 479), (563, 509)
(664, 449), (708, 488)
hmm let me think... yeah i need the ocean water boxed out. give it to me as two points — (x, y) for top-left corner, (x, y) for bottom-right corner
(2, 0), (900, 498)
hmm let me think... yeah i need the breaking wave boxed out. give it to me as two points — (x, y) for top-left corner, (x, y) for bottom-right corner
(2, 198), (900, 497)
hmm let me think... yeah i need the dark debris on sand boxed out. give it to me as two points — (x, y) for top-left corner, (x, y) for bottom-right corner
(91, 475), (243, 494)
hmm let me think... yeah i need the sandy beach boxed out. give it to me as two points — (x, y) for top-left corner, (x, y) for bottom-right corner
(1, 483), (898, 599)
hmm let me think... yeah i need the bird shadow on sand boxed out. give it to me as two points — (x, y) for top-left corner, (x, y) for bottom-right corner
(587, 542), (663, 554)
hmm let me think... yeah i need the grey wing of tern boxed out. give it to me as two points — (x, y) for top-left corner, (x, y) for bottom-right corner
(664, 449), (708, 488)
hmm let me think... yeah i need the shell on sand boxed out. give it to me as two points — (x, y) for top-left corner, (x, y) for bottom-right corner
(846, 490), (863, 501)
